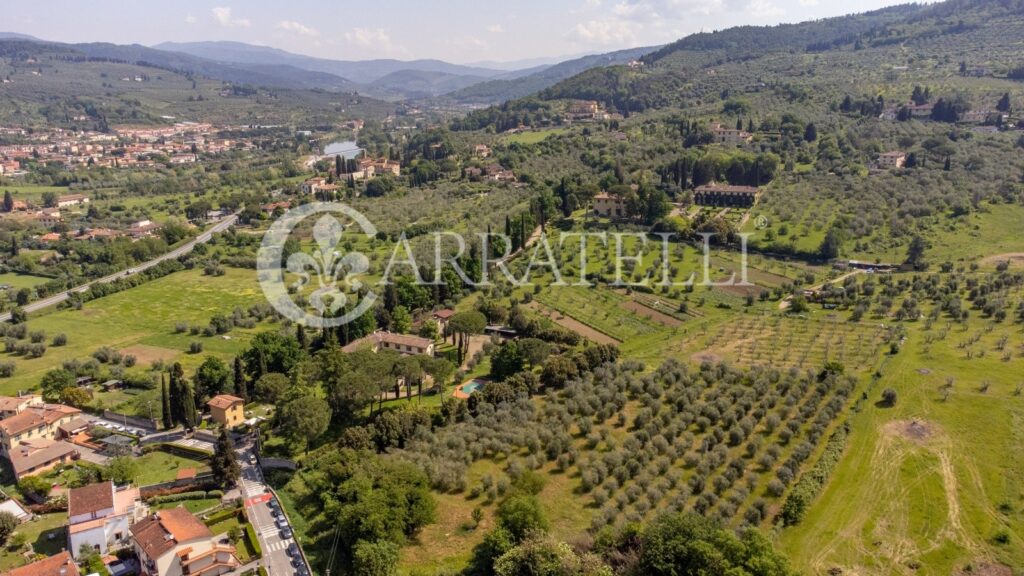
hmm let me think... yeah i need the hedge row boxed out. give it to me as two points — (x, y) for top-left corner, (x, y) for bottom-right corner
(780, 422), (850, 526)
(148, 491), (207, 504)
(245, 524), (263, 558)
(203, 506), (240, 527)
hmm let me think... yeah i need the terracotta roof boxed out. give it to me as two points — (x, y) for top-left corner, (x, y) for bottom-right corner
(68, 481), (113, 519)
(0, 395), (40, 413)
(207, 394), (244, 410)
(57, 417), (93, 436)
(131, 508), (214, 561)
(1, 551), (80, 576)
(9, 439), (78, 477)
(377, 331), (434, 349)
(0, 404), (80, 437)
(432, 309), (456, 319)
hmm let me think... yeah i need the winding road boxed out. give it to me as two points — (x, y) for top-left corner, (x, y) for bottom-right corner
(0, 214), (238, 322)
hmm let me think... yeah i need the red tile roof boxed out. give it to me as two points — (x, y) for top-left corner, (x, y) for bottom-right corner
(207, 394), (244, 410)
(68, 481), (113, 519)
(1, 551), (80, 576)
(131, 508), (214, 561)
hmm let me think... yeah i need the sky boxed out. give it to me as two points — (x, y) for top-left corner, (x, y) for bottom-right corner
(6, 0), (916, 65)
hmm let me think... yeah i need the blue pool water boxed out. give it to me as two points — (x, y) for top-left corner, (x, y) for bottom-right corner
(462, 379), (485, 394)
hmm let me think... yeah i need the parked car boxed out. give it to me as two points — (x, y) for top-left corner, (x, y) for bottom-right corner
(267, 499), (279, 509)
(287, 543), (298, 556)
(280, 528), (293, 540)
(275, 517), (289, 529)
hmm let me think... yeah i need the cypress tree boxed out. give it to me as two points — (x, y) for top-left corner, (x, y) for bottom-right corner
(211, 428), (241, 488)
(233, 357), (247, 402)
(161, 374), (173, 429)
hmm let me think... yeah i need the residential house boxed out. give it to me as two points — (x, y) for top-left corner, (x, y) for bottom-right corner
(567, 100), (601, 119)
(0, 403), (81, 456)
(693, 183), (761, 208)
(32, 209), (63, 228)
(484, 163), (516, 183)
(301, 177), (328, 195)
(206, 395), (244, 428)
(473, 144), (491, 158)
(709, 123), (753, 145)
(1, 551), (80, 576)
(877, 151), (906, 169)
(592, 192), (629, 218)
(261, 201), (291, 217)
(68, 481), (147, 559)
(168, 154), (197, 164)
(432, 309), (456, 335)
(8, 439), (79, 480)
(55, 194), (89, 208)
(131, 507), (239, 576)
(908, 103), (934, 118)
(0, 394), (43, 419)
(128, 220), (162, 239)
(342, 331), (435, 356)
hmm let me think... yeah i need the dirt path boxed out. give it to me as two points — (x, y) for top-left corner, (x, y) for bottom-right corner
(778, 269), (863, 310)
(525, 301), (621, 345)
(978, 252), (1024, 267)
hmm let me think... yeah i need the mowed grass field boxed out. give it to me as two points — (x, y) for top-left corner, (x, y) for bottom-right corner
(1, 267), (271, 398)
(781, 308), (1024, 574)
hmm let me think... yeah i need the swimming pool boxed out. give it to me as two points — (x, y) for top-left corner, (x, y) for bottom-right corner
(454, 378), (487, 398)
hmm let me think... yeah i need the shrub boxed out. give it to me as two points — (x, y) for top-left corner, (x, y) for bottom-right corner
(52, 333), (68, 346)
(189, 341), (204, 354)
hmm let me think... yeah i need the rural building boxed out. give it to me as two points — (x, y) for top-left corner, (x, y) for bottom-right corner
(301, 176), (341, 195)
(207, 394), (245, 428)
(473, 144), (491, 158)
(0, 403), (81, 456)
(131, 508), (239, 576)
(8, 438), (78, 480)
(693, 183), (761, 207)
(432, 309), (456, 334)
(709, 122), (753, 145)
(342, 331), (435, 356)
(261, 201), (291, 216)
(2, 551), (80, 576)
(877, 151), (906, 169)
(128, 220), (163, 239)
(593, 192), (629, 218)
(56, 194), (90, 208)
(68, 481), (147, 559)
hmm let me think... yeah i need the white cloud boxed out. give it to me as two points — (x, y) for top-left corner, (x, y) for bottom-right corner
(345, 27), (391, 48)
(184, 13), (197, 24)
(278, 20), (319, 37)
(211, 7), (250, 28)
(568, 19), (640, 45)
(746, 0), (784, 18)
(486, 24), (504, 33)
(798, 0), (818, 5)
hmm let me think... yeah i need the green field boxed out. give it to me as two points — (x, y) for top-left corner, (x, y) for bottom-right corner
(0, 513), (67, 571)
(1, 267), (272, 404)
(0, 272), (52, 290)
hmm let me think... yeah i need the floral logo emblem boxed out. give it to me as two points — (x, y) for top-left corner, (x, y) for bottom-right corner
(257, 202), (377, 328)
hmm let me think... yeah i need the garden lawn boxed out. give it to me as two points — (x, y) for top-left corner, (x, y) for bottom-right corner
(134, 451), (211, 486)
(0, 513), (67, 571)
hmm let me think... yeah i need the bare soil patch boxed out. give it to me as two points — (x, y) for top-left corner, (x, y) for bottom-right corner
(621, 301), (681, 327)
(979, 252), (1024, 268)
(120, 344), (179, 365)
(882, 419), (937, 443)
(526, 301), (621, 345)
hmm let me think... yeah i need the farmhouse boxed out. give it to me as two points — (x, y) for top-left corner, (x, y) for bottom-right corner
(2, 551), (80, 576)
(693, 183), (761, 207)
(301, 176), (341, 195)
(432, 309), (456, 334)
(129, 220), (163, 239)
(261, 201), (291, 216)
(131, 508), (239, 576)
(56, 194), (90, 208)
(877, 151), (906, 169)
(207, 394), (245, 428)
(68, 481), (147, 559)
(473, 144), (491, 158)
(342, 331), (435, 356)
(709, 122), (753, 145)
(592, 192), (629, 218)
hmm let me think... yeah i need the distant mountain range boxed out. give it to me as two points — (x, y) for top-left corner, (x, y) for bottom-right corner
(0, 33), (656, 103)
